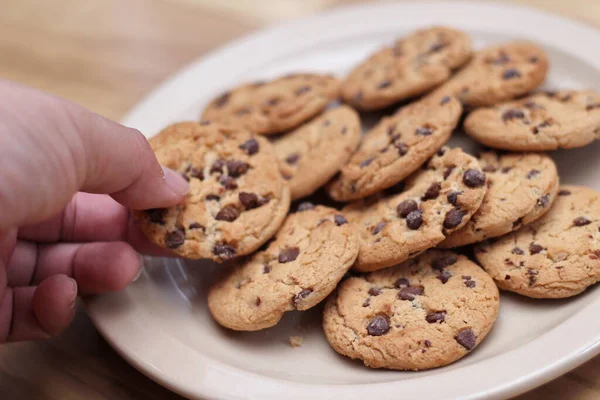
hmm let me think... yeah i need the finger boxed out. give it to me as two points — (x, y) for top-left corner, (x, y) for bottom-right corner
(0, 80), (189, 231)
(7, 241), (141, 295)
(17, 193), (174, 256)
(0, 275), (77, 342)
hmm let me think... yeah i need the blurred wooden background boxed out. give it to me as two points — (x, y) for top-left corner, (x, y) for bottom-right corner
(1, 0), (600, 399)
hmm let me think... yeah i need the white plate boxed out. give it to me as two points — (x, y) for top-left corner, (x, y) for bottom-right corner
(85, 2), (600, 399)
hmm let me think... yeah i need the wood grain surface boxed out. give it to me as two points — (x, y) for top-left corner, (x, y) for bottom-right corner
(1, 0), (600, 399)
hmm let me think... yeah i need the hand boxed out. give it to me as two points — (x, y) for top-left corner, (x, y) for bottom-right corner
(0, 80), (189, 342)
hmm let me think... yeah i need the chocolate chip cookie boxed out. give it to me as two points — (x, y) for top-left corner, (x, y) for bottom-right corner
(323, 250), (499, 370)
(201, 73), (341, 135)
(343, 147), (487, 272)
(475, 186), (600, 298)
(342, 26), (471, 110)
(428, 41), (548, 107)
(464, 90), (600, 150)
(135, 121), (290, 262)
(273, 105), (361, 200)
(208, 204), (359, 331)
(326, 95), (462, 201)
(440, 152), (559, 248)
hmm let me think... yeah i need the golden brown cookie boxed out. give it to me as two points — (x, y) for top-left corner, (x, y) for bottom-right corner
(201, 74), (341, 135)
(428, 41), (548, 107)
(323, 250), (500, 370)
(342, 26), (471, 110)
(208, 204), (359, 331)
(440, 152), (559, 247)
(273, 105), (361, 200)
(343, 147), (487, 272)
(326, 95), (462, 201)
(475, 186), (600, 299)
(464, 90), (600, 150)
(134, 121), (290, 262)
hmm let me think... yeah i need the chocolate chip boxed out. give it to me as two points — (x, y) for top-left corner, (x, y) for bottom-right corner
(526, 169), (540, 179)
(293, 289), (312, 307)
(502, 68), (521, 80)
(463, 169), (486, 187)
(406, 209), (424, 230)
(239, 192), (268, 210)
(436, 270), (453, 284)
(524, 101), (541, 109)
(536, 195), (550, 208)
(362, 298), (370, 307)
(285, 153), (300, 165)
(464, 279), (476, 288)
(210, 159), (225, 174)
(502, 109), (525, 122)
(428, 42), (447, 53)
(263, 265), (271, 274)
(416, 126), (434, 136)
(440, 96), (451, 105)
(432, 255), (457, 270)
(366, 316), (390, 336)
(213, 243), (236, 260)
(226, 160), (250, 177)
(394, 278), (410, 288)
(443, 166), (455, 180)
(455, 328), (476, 350)
(188, 222), (204, 231)
(377, 80), (392, 89)
(189, 167), (204, 180)
(529, 56), (539, 63)
(505, 275), (511, 280)
(206, 194), (220, 201)
(527, 268), (538, 286)
(511, 247), (524, 255)
(558, 189), (571, 196)
(574, 217), (591, 226)
(394, 141), (409, 155)
(529, 243), (544, 255)
(501, 166), (513, 173)
(219, 175), (238, 190)
(397, 199), (418, 218)
(255, 297), (261, 306)
(165, 229), (185, 249)
(426, 311), (446, 324)
(146, 208), (166, 225)
(279, 247), (300, 263)
(334, 215), (348, 226)
(586, 103), (600, 111)
(399, 286), (423, 300)
(532, 119), (552, 134)
(422, 182), (441, 201)
(447, 191), (461, 206)
(372, 221), (387, 235)
(295, 85), (311, 95)
(297, 202), (315, 212)
(424, 340), (432, 347)
(239, 138), (259, 155)
(216, 206), (239, 222)
(266, 97), (280, 106)
(368, 287), (383, 296)
(214, 92), (230, 107)
(444, 208), (464, 229)
(360, 158), (374, 168)
(437, 147), (447, 156)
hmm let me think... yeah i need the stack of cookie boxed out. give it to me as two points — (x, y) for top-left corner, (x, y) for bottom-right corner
(135, 26), (600, 371)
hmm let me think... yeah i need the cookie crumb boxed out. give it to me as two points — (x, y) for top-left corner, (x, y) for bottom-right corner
(289, 336), (304, 348)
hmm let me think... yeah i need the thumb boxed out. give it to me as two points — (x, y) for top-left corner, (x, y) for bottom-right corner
(0, 80), (188, 230)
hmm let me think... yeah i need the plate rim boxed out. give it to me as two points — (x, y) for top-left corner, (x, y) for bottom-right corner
(88, 1), (600, 399)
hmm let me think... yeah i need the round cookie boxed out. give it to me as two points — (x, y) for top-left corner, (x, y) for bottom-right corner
(440, 152), (559, 248)
(208, 204), (359, 331)
(428, 41), (548, 107)
(273, 105), (361, 200)
(323, 250), (500, 370)
(343, 147), (487, 272)
(475, 185), (600, 299)
(135, 121), (290, 262)
(326, 95), (462, 201)
(342, 26), (471, 111)
(201, 73), (341, 135)
(464, 90), (600, 151)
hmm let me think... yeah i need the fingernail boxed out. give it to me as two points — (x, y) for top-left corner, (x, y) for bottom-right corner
(67, 277), (78, 308)
(162, 166), (190, 196)
(133, 254), (145, 283)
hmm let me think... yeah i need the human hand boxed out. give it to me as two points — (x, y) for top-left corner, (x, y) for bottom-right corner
(0, 80), (189, 342)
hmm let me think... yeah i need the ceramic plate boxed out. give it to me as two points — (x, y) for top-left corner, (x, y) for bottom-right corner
(85, 2), (600, 399)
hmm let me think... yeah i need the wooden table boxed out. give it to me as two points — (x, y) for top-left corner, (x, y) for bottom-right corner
(1, 0), (599, 398)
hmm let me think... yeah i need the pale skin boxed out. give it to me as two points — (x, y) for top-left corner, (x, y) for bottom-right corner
(0, 80), (190, 342)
